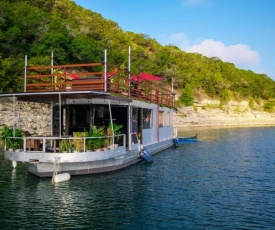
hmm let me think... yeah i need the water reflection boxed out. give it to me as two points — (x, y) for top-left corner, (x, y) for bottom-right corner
(1, 127), (275, 229)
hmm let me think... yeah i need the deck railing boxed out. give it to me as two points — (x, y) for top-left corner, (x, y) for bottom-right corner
(25, 63), (175, 108)
(4, 134), (126, 153)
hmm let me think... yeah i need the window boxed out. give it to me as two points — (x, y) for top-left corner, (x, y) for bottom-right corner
(132, 107), (138, 133)
(159, 111), (164, 127)
(167, 112), (171, 126)
(143, 109), (152, 129)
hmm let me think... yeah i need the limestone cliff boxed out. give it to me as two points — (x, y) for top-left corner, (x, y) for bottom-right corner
(177, 99), (275, 127)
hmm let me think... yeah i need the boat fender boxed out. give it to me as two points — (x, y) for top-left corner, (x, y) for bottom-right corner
(53, 173), (71, 183)
(12, 161), (17, 169)
(140, 149), (153, 163)
(173, 138), (179, 147)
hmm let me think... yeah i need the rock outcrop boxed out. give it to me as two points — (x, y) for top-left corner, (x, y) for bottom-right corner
(177, 100), (275, 127)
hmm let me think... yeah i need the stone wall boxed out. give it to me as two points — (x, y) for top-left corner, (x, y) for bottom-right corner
(0, 98), (51, 135)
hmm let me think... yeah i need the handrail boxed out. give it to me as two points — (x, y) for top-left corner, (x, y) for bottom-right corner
(4, 134), (126, 153)
(24, 63), (175, 108)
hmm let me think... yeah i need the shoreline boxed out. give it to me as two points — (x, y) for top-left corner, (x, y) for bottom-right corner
(177, 124), (275, 132)
(176, 105), (275, 129)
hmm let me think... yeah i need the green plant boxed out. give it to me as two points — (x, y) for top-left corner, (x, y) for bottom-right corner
(180, 84), (194, 106)
(220, 89), (231, 104)
(202, 103), (221, 110)
(0, 125), (23, 150)
(263, 100), (275, 113)
(107, 122), (123, 145)
(0, 125), (13, 149)
(60, 139), (73, 152)
(11, 138), (21, 150)
(85, 126), (105, 151)
(107, 122), (123, 137)
(249, 98), (255, 109)
(74, 131), (84, 151)
(0, 125), (12, 141)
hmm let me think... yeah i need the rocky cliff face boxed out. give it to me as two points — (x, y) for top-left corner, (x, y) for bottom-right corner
(177, 99), (275, 127)
(0, 99), (51, 135)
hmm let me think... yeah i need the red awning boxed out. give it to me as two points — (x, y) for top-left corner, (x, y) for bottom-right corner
(70, 74), (80, 79)
(131, 73), (164, 82)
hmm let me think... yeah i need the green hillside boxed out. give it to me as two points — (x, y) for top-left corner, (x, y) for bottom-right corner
(0, 0), (274, 110)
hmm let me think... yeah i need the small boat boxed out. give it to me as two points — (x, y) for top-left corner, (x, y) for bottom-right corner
(0, 50), (178, 177)
(173, 134), (198, 147)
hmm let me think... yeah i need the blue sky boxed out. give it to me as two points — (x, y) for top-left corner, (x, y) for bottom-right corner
(74, 0), (275, 81)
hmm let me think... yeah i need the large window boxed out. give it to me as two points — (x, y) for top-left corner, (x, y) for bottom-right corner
(159, 111), (164, 127)
(93, 105), (110, 127)
(143, 109), (152, 129)
(68, 105), (90, 134)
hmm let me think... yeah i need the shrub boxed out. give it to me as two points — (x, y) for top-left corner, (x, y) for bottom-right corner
(180, 84), (194, 106)
(263, 100), (275, 113)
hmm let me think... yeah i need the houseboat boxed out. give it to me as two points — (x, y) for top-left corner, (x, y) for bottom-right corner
(0, 53), (177, 177)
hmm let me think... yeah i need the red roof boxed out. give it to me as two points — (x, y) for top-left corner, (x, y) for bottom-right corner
(131, 73), (164, 82)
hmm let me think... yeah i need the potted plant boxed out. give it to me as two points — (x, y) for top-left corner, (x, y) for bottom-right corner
(0, 125), (13, 150)
(0, 125), (23, 151)
(60, 139), (73, 153)
(73, 131), (84, 152)
(107, 122), (123, 147)
(13, 128), (23, 151)
(85, 126), (105, 151)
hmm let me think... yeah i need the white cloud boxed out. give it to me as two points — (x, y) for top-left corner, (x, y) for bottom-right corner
(187, 39), (260, 66)
(166, 34), (260, 69)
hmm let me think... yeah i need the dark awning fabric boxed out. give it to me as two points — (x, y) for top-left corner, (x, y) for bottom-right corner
(131, 73), (164, 82)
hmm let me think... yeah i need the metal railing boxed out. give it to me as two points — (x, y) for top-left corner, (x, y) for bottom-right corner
(4, 134), (126, 153)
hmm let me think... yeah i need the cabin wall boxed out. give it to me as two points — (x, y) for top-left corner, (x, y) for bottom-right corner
(132, 100), (175, 146)
(159, 107), (174, 141)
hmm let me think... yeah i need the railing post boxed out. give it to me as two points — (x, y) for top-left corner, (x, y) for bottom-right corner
(104, 49), (107, 91)
(43, 138), (46, 153)
(23, 138), (26, 152)
(24, 55), (27, 92)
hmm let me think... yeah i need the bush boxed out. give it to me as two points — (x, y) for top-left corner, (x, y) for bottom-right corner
(180, 84), (194, 106)
(263, 100), (275, 113)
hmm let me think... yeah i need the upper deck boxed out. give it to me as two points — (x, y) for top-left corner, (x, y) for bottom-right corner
(24, 63), (175, 108)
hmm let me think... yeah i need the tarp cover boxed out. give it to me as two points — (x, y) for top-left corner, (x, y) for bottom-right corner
(131, 73), (164, 82)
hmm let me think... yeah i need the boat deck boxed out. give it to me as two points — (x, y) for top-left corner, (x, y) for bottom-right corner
(24, 63), (175, 108)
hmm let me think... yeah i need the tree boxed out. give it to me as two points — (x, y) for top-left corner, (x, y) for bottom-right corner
(180, 84), (194, 106)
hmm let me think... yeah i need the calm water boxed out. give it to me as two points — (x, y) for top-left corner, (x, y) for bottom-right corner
(0, 127), (275, 229)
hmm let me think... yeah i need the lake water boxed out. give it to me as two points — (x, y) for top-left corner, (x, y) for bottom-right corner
(0, 127), (275, 229)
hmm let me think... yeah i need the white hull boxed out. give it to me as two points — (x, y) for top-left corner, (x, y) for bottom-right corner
(5, 140), (174, 177)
